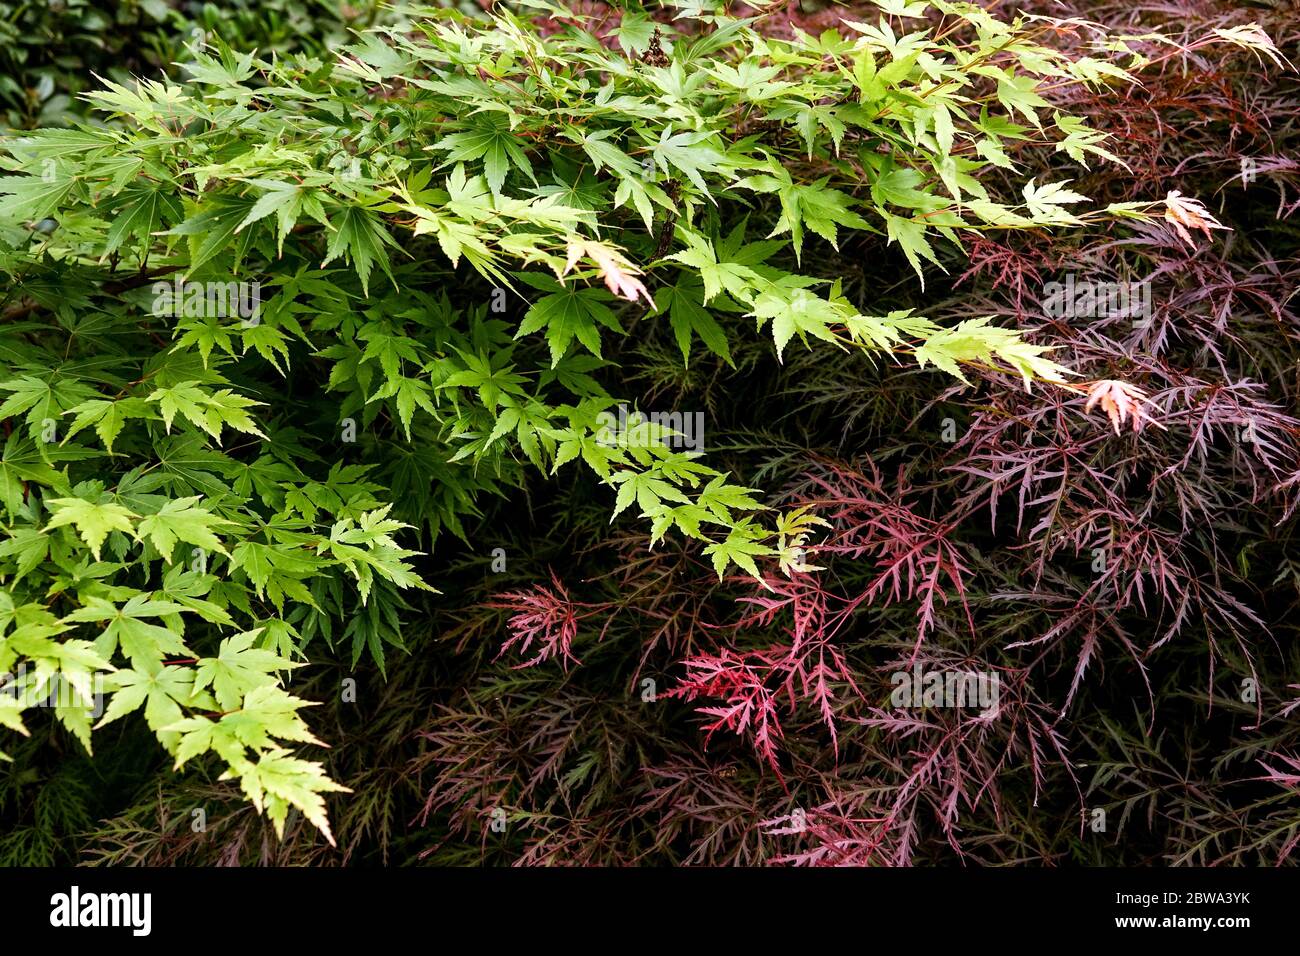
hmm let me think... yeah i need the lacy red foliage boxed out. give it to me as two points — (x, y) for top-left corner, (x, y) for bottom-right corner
(486, 570), (600, 669)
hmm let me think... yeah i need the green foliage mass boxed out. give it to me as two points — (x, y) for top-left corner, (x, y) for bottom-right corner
(0, 0), (403, 130)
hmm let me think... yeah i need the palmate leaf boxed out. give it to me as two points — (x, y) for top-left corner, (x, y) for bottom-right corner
(161, 684), (346, 845)
(136, 495), (235, 561)
(63, 595), (191, 670)
(96, 662), (197, 742)
(702, 525), (776, 579)
(234, 747), (352, 847)
(193, 628), (300, 711)
(324, 507), (435, 605)
(0, 527), (49, 583)
(515, 273), (625, 366)
(994, 70), (1051, 127)
(4, 624), (111, 754)
(321, 204), (399, 295)
(4, 128), (115, 166)
(609, 469), (693, 520)
(735, 169), (873, 261)
(167, 195), (259, 273)
(912, 316), (1069, 388)
(665, 231), (759, 305)
(148, 382), (266, 444)
(235, 178), (317, 252)
(431, 115), (536, 196)
(172, 316), (238, 368)
(44, 497), (136, 560)
(650, 126), (729, 195)
(654, 275), (734, 366)
(169, 685), (325, 759)
(0, 374), (101, 436)
(0, 170), (76, 222)
(0, 433), (66, 516)
(62, 396), (155, 453)
(102, 182), (182, 258)
(696, 475), (766, 523)
(229, 540), (322, 610)
(883, 212), (943, 283)
(612, 10), (658, 56)
(1021, 178), (1089, 225)
(749, 285), (844, 361)
(152, 433), (240, 499)
(0, 690), (28, 748)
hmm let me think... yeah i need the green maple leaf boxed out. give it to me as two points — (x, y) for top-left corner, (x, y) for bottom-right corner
(665, 232), (758, 305)
(166, 194), (258, 273)
(2, 626), (111, 754)
(883, 212), (943, 282)
(173, 316), (237, 368)
(103, 183), (181, 257)
(0, 375), (100, 436)
(234, 747), (351, 847)
(0, 433), (66, 516)
(1021, 178), (1089, 225)
(912, 316), (1068, 388)
(651, 127), (727, 194)
(0, 690), (27, 745)
(995, 70), (1051, 127)
(215, 684), (325, 751)
(697, 475), (765, 523)
(194, 629), (300, 711)
(44, 497), (137, 559)
(62, 397), (154, 453)
(653, 276), (733, 366)
(137, 495), (234, 561)
(147, 382), (266, 444)
(0, 527), (48, 583)
(702, 525), (776, 579)
(96, 662), (197, 749)
(749, 286), (843, 361)
(229, 540), (322, 610)
(609, 469), (692, 520)
(737, 170), (873, 261)
(431, 116), (536, 196)
(321, 204), (398, 295)
(167, 715), (243, 767)
(0, 170), (76, 222)
(65, 595), (191, 670)
(515, 274), (625, 366)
